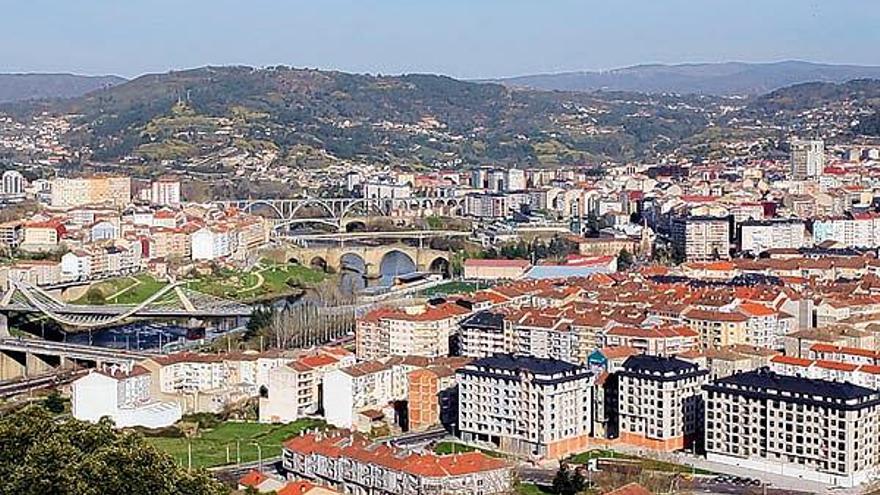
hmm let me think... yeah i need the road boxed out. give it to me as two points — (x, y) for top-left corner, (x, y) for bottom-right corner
(0, 370), (87, 398)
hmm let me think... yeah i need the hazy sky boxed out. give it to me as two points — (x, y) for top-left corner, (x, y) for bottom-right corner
(2, 0), (878, 79)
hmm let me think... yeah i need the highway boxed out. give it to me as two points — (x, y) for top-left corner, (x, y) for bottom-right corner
(278, 230), (470, 242)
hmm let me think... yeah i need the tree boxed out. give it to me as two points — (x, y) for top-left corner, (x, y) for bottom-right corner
(551, 462), (585, 495)
(84, 287), (106, 305)
(43, 391), (65, 414)
(0, 405), (227, 495)
(617, 249), (634, 272)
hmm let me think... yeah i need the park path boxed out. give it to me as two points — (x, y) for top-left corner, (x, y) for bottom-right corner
(106, 276), (142, 302)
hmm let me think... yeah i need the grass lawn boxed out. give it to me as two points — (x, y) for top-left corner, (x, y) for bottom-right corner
(145, 419), (325, 468)
(73, 274), (169, 305)
(420, 281), (480, 297)
(567, 449), (714, 475)
(433, 441), (506, 458)
(189, 262), (325, 301)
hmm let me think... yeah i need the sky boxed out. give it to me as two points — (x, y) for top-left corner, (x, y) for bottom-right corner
(1, 0), (879, 79)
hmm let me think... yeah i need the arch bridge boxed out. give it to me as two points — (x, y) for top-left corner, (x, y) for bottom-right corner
(214, 197), (464, 233)
(267, 243), (452, 278)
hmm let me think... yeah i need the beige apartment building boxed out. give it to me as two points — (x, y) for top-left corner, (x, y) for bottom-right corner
(50, 176), (131, 208)
(671, 216), (730, 262)
(704, 368), (880, 488)
(457, 354), (594, 460)
(618, 355), (709, 452)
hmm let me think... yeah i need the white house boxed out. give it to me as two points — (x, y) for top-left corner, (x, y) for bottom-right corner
(72, 366), (181, 429)
(191, 227), (231, 261)
(61, 251), (92, 280)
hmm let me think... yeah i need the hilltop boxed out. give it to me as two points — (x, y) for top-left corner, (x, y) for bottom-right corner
(0, 73), (126, 103)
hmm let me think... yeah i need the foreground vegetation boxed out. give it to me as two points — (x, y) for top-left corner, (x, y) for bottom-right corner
(0, 405), (225, 494)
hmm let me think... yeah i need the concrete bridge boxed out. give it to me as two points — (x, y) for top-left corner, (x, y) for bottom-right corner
(266, 243), (452, 278)
(214, 197), (464, 233)
(0, 337), (151, 380)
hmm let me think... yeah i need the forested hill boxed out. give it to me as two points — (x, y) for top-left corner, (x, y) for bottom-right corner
(8, 66), (718, 165)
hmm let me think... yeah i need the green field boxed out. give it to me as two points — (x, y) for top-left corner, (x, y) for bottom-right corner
(420, 281), (480, 297)
(145, 419), (325, 468)
(516, 484), (554, 495)
(73, 274), (169, 305)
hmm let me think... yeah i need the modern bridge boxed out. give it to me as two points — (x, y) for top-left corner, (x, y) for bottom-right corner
(0, 279), (252, 330)
(0, 337), (153, 380)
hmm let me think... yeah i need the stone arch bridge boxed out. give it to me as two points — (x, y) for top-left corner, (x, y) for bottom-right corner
(266, 244), (451, 278)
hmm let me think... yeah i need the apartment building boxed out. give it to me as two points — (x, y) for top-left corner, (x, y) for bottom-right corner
(356, 302), (471, 360)
(141, 351), (289, 413)
(407, 365), (460, 432)
(283, 431), (513, 495)
(0, 220), (23, 252)
(259, 348), (356, 424)
(20, 219), (65, 252)
(618, 355), (708, 452)
(50, 176), (131, 208)
(704, 368), (880, 487)
(457, 354), (594, 460)
(671, 216), (730, 262)
(322, 360), (399, 431)
(458, 310), (507, 358)
(682, 308), (749, 348)
(739, 219), (807, 254)
(790, 139), (825, 181)
(601, 324), (699, 356)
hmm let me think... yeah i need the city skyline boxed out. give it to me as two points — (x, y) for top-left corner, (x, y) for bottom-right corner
(1, 0), (879, 79)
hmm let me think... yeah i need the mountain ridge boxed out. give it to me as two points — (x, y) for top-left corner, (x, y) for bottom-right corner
(0, 73), (127, 103)
(484, 60), (880, 96)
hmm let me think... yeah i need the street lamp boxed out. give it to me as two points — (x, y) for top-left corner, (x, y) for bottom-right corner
(251, 442), (263, 474)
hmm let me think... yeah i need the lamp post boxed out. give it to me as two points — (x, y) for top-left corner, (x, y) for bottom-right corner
(251, 442), (263, 474)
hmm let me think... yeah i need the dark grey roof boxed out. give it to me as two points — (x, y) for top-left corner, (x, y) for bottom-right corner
(460, 310), (505, 330)
(709, 368), (878, 402)
(467, 354), (585, 375)
(622, 354), (699, 374)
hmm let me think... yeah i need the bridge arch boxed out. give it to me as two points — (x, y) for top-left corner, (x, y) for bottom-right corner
(344, 220), (367, 232)
(428, 256), (451, 277)
(290, 198), (337, 219)
(379, 249), (417, 281)
(309, 256), (329, 272)
(241, 200), (284, 219)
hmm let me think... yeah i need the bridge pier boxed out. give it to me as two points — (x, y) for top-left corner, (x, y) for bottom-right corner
(26, 352), (59, 376)
(0, 350), (26, 380)
(0, 314), (8, 338)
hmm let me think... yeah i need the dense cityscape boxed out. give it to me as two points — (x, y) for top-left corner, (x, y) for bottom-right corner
(6, 3), (880, 495)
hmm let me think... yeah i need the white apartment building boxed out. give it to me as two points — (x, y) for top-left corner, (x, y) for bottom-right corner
(790, 139), (825, 181)
(191, 226), (232, 260)
(356, 302), (471, 360)
(739, 219), (807, 254)
(50, 176), (131, 208)
(618, 355), (709, 452)
(458, 311), (507, 358)
(323, 360), (398, 430)
(150, 177), (182, 206)
(813, 213), (880, 248)
(72, 366), (181, 429)
(457, 354), (594, 460)
(259, 348), (355, 424)
(704, 368), (880, 488)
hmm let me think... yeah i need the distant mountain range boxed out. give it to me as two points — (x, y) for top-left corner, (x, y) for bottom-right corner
(0, 73), (126, 103)
(484, 61), (880, 96)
